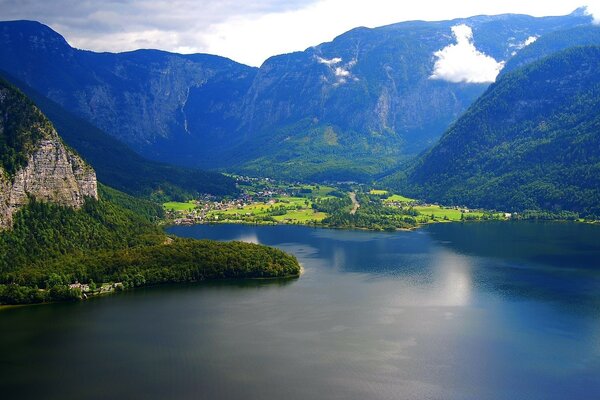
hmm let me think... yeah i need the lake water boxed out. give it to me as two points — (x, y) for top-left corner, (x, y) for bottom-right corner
(1, 222), (599, 399)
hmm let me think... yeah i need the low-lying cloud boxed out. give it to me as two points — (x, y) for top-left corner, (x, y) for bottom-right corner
(430, 24), (505, 84)
(317, 56), (342, 65)
(509, 35), (538, 56)
(316, 55), (355, 86)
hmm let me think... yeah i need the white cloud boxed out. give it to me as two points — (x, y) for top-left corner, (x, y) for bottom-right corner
(334, 67), (351, 77)
(509, 35), (538, 56)
(522, 36), (539, 47)
(430, 24), (505, 84)
(316, 55), (354, 85)
(316, 56), (342, 65)
(585, 4), (600, 24)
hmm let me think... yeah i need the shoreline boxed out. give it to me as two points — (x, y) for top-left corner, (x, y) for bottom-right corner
(163, 217), (488, 233)
(163, 216), (598, 233)
(0, 272), (302, 310)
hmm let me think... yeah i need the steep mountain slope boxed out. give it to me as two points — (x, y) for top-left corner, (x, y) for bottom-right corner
(502, 25), (600, 74)
(0, 12), (592, 180)
(1, 73), (237, 198)
(400, 46), (600, 216)
(0, 77), (97, 228)
(0, 20), (257, 166)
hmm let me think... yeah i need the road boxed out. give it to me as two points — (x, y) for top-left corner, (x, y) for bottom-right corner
(349, 192), (360, 215)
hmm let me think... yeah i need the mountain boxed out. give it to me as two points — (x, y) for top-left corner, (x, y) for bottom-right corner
(0, 12), (592, 181)
(397, 46), (600, 217)
(231, 12), (591, 180)
(502, 25), (600, 74)
(0, 80), (299, 305)
(1, 73), (238, 199)
(0, 77), (97, 229)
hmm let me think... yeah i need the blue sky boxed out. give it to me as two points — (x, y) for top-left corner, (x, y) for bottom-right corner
(0, 1), (597, 66)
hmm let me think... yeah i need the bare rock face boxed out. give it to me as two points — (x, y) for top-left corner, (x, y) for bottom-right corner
(0, 134), (98, 229)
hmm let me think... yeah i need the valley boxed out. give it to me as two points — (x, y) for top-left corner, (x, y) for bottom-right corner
(163, 176), (508, 230)
(1, 3), (600, 399)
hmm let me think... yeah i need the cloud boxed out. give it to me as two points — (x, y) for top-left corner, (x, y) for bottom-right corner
(509, 35), (538, 56)
(585, 4), (600, 24)
(315, 56), (354, 85)
(522, 36), (538, 47)
(316, 56), (342, 65)
(430, 24), (505, 84)
(334, 67), (350, 77)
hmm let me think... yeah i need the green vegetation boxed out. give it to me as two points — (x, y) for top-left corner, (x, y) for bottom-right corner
(99, 184), (164, 222)
(315, 193), (419, 231)
(369, 189), (388, 195)
(167, 174), (510, 230)
(0, 77), (54, 176)
(0, 194), (300, 305)
(208, 196), (327, 225)
(398, 46), (600, 219)
(383, 194), (415, 204)
(164, 201), (197, 212)
(0, 83), (300, 306)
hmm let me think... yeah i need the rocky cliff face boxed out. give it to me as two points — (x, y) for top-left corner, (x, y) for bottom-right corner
(0, 82), (98, 229)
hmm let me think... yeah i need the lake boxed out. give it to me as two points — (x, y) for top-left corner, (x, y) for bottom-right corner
(1, 222), (599, 399)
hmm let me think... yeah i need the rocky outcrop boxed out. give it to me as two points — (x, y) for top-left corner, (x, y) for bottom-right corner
(0, 133), (98, 230)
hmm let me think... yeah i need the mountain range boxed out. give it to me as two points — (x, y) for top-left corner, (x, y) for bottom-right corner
(0, 10), (593, 181)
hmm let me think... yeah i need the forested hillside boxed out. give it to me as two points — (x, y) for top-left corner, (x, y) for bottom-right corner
(398, 46), (600, 217)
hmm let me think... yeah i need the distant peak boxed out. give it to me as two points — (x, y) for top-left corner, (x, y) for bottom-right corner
(571, 7), (590, 17)
(0, 20), (70, 48)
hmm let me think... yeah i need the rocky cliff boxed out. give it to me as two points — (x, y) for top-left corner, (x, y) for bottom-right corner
(0, 80), (97, 229)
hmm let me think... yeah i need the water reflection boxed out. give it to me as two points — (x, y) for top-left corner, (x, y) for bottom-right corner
(432, 250), (473, 307)
(233, 232), (260, 244)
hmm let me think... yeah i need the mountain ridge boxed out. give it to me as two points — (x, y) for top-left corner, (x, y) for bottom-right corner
(396, 45), (600, 216)
(0, 11), (593, 180)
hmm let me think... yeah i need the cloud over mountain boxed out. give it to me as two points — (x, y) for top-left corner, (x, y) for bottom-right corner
(586, 4), (600, 24)
(430, 24), (505, 84)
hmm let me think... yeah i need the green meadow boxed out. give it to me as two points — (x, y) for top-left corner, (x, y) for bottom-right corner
(163, 201), (197, 212)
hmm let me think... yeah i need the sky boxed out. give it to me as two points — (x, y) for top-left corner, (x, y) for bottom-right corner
(0, 1), (598, 67)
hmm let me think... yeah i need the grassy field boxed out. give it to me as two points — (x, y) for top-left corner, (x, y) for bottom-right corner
(412, 205), (501, 222)
(163, 181), (505, 228)
(207, 195), (323, 224)
(163, 201), (196, 212)
(384, 194), (415, 203)
(369, 189), (388, 195)
(273, 209), (327, 223)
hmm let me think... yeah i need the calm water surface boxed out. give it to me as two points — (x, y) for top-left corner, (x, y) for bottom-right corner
(1, 222), (600, 399)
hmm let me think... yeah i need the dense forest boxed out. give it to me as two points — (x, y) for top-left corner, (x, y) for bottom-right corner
(396, 46), (600, 218)
(0, 195), (300, 305)
(314, 193), (418, 231)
